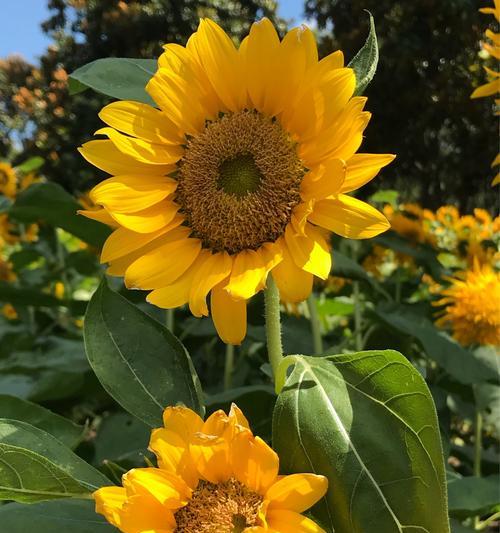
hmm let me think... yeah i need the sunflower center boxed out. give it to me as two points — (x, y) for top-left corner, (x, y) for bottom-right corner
(173, 478), (263, 533)
(176, 110), (304, 255)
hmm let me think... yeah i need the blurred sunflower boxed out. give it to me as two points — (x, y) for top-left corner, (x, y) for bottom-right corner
(479, 0), (500, 21)
(0, 162), (17, 199)
(80, 18), (394, 344)
(94, 404), (328, 533)
(435, 260), (500, 346)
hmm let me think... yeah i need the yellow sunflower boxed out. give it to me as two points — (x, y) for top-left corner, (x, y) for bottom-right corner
(79, 18), (394, 344)
(94, 404), (328, 533)
(0, 162), (17, 199)
(435, 260), (500, 346)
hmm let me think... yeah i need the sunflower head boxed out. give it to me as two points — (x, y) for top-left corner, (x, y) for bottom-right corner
(79, 18), (394, 344)
(435, 260), (500, 346)
(94, 404), (328, 533)
(0, 162), (17, 199)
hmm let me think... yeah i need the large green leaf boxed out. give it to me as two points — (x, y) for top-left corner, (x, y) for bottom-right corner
(84, 280), (204, 427)
(0, 395), (83, 448)
(0, 419), (109, 492)
(348, 12), (378, 96)
(448, 475), (500, 518)
(273, 351), (450, 533)
(0, 499), (117, 532)
(376, 303), (498, 385)
(69, 58), (157, 105)
(9, 182), (111, 247)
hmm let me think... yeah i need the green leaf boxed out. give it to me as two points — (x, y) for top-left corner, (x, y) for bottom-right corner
(0, 395), (83, 448)
(69, 58), (157, 105)
(375, 303), (498, 385)
(369, 189), (399, 206)
(84, 279), (204, 427)
(0, 419), (109, 493)
(448, 475), (500, 518)
(348, 11), (379, 96)
(273, 351), (450, 533)
(16, 156), (44, 173)
(9, 182), (111, 247)
(0, 499), (117, 532)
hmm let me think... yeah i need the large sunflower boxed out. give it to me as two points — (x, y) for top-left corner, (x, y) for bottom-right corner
(79, 18), (394, 344)
(94, 404), (328, 533)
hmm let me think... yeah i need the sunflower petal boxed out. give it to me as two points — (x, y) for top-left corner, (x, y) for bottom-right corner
(266, 473), (328, 513)
(309, 194), (390, 239)
(79, 140), (174, 176)
(272, 240), (313, 303)
(341, 153), (396, 193)
(300, 159), (346, 201)
(99, 101), (182, 144)
(266, 509), (327, 533)
(109, 200), (179, 233)
(93, 486), (126, 529)
(211, 284), (247, 345)
(90, 174), (177, 213)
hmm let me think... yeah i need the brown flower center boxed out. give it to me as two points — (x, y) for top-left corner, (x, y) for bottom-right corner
(173, 478), (263, 533)
(175, 110), (304, 255)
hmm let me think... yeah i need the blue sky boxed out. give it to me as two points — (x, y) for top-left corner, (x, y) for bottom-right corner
(0, 0), (304, 63)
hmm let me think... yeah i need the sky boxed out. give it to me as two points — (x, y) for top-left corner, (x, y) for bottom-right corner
(0, 0), (304, 64)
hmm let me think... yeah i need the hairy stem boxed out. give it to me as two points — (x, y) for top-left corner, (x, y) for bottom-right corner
(224, 343), (235, 391)
(307, 293), (323, 354)
(264, 274), (284, 380)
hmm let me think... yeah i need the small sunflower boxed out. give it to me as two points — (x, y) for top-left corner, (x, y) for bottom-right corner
(79, 18), (394, 344)
(0, 162), (17, 198)
(94, 404), (328, 533)
(435, 260), (500, 346)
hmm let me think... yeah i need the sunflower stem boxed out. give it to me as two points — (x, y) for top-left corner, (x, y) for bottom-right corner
(307, 293), (323, 354)
(473, 409), (483, 530)
(224, 343), (235, 391)
(166, 308), (175, 333)
(353, 281), (363, 352)
(264, 274), (284, 380)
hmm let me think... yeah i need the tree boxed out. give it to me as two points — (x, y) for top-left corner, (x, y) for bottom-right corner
(305, 0), (497, 211)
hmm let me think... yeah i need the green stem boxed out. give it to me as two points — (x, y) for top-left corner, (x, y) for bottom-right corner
(166, 308), (174, 333)
(224, 343), (235, 391)
(395, 268), (402, 303)
(307, 293), (323, 354)
(474, 409), (483, 530)
(353, 281), (363, 352)
(264, 274), (284, 380)
(477, 511), (500, 530)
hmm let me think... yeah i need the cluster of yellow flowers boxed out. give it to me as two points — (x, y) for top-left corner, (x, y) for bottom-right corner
(95, 404), (328, 533)
(471, 0), (500, 185)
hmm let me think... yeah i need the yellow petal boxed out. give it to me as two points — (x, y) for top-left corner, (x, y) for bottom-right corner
(189, 251), (233, 317)
(224, 249), (268, 300)
(211, 283), (247, 345)
(491, 153), (500, 167)
(101, 217), (183, 263)
(189, 433), (233, 484)
(471, 79), (500, 99)
(231, 432), (279, 495)
(163, 405), (204, 438)
(300, 159), (346, 201)
(228, 403), (251, 430)
(125, 230), (201, 290)
(123, 467), (191, 509)
(195, 19), (246, 112)
(309, 194), (390, 239)
(272, 241), (313, 303)
(98, 100), (182, 144)
(341, 153), (396, 193)
(492, 173), (500, 186)
(78, 207), (117, 227)
(93, 486), (126, 529)
(95, 127), (183, 165)
(109, 200), (179, 233)
(119, 493), (176, 532)
(90, 174), (177, 213)
(284, 224), (331, 280)
(266, 473), (328, 513)
(147, 67), (212, 135)
(266, 509), (327, 533)
(79, 140), (174, 176)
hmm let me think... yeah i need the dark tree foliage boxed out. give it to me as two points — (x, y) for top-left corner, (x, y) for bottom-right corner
(305, 0), (498, 211)
(0, 0), (283, 193)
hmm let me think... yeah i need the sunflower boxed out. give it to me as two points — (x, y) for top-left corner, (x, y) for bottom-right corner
(480, 0), (500, 21)
(0, 162), (17, 199)
(94, 404), (328, 533)
(79, 18), (394, 344)
(435, 260), (500, 346)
